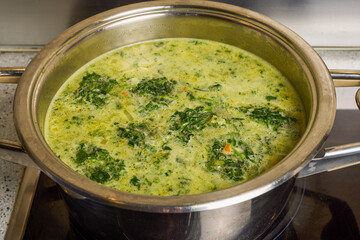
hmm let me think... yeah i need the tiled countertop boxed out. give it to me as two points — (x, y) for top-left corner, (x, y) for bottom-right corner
(0, 49), (359, 239)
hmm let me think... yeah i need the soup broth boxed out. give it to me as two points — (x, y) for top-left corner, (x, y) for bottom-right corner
(45, 38), (305, 196)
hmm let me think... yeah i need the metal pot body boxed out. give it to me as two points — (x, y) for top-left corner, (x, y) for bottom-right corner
(13, 1), (336, 239)
(61, 179), (295, 240)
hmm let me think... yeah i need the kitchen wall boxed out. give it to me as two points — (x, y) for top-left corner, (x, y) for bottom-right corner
(1, 0), (360, 47)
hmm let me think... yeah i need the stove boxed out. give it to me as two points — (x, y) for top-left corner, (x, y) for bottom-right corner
(3, 110), (359, 240)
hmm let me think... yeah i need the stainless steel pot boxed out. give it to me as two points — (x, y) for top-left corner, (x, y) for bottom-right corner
(1, 1), (360, 239)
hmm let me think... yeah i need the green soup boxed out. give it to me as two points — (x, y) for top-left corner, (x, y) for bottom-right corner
(45, 38), (305, 196)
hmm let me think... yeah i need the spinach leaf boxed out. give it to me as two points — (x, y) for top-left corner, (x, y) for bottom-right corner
(187, 92), (196, 101)
(131, 77), (176, 96)
(208, 83), (222, 91)
(74, 142), (126, 184)
(206, 138), (256, 181)
(139, 97), (173, 115)
(193, 83), (222, 92)
(89, 167), (110, 184)
(74, 72), (117, 108)
(139, 101), (159, 114)
(130, 176), (141, 190)
(238, 106), (296, 131)
(75, 142), (111, 164)
(169, 106), (214, 143)
(118, 123), (147, 147)
(179, 177), (192, 186)
(265, 96), (277, 101)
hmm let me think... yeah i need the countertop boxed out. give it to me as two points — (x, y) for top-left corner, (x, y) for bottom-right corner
(0, 52), (37, 238)
(0, 49), (359, 239)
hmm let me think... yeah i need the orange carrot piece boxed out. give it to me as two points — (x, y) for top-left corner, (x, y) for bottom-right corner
(181, 86), (188, 91)
(223, 143), (232, 153)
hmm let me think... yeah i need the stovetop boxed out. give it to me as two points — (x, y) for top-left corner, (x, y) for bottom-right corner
(6, 110), (360, 240)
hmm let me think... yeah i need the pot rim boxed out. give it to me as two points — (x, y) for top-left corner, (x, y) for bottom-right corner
(14, 0), (336, 213)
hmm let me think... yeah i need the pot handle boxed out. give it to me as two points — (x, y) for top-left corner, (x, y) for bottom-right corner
(297, 70), (360, 178)
(330, 69), (360, 110)
(0, 67), (24, 84)
(296, 142), (360, 178)
(0, 67), (40, 169)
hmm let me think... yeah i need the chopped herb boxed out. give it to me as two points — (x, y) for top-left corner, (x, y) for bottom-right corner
(205, 138), (256, 181)
(179, 177), (191, 185)
(115, 102), (122, 109)
(118, 123), (147, 147)
(165, 169), (173, 176)
(265, 96), (277, 101)
(190, 40), (203, 45)
(89, 167), (110, 184)
(75, 142), (110, 165)
(88, 129), (103, 137)
(145, 178), (152, 186)
(139, 101), (159, 114)
(176, 157), (184, 164)
(194, 72), (202, 78)
(238, 106), (296, 130)
(74, 72), (117, 108)
(154, 41), (164, 48)
(187, 92), (196, 101)
(153, 152), (170, 164)
(118, 51), (124, 57)
(65, 116), (84, 125)
(74, 142), (125, 184)
(162, 144), (172, 151)
(139, 97), (173, 115)
(208, 83), (222, 91)
(231, 117), (244, 121)
(131, 77), (176, 96)
(194, 87), (208, 92)
(130, 176), (141, 190)
(169, 106), (214, 143)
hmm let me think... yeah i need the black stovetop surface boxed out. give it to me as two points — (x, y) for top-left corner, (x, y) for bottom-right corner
(23, 110), (360, 240)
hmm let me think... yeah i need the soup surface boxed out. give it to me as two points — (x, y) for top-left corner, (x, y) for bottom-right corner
(45, 38), (305, 196)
